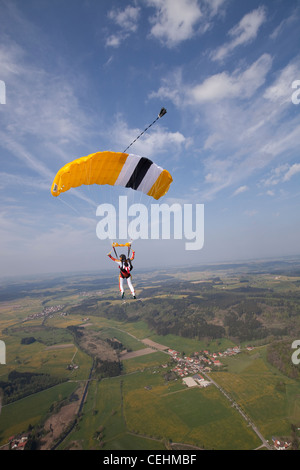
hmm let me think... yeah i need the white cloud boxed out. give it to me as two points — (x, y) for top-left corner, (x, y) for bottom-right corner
(260, 165), (289, 187)
(260, 163), (300, 189)
(282, 163), (300, 182)
(108, 5), (140, 32)
(261, 124), (300, 159)
(264, 61), (300, 104)
(211, 6), (267, 61)
(202, 0), (227, 18)
(106, 0), (227, 49)
(105, 35), (123, 48)
(153, 53), (272, 106)
(147, 0), (202, 47)
(148, 68), (184, 106)
(232, 185), (248, 196)
(106, 5), (140, 47)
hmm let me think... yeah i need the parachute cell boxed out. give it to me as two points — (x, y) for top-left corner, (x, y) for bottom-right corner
(51, 151), (172, 200)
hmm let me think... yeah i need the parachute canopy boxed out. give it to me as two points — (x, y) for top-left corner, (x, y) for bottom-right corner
(112, 242), (132, 248)
(51, 151), (173, 200)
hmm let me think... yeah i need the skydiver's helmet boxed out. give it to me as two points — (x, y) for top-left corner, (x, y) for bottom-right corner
(120, 254), (126, 262)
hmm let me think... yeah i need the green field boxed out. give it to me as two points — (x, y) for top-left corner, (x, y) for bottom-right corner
(211, 349), (300, 439)
(61, 370), (260, 450)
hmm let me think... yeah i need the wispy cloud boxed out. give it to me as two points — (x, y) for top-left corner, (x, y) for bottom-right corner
(261, 163), (300, 187)
(188, 54), (272, 103)
(270, 7), (299, 40)
(150, 53), (300, 201)
(150, 54), (272, 105)
(232, 185), (249, 197)
(202, 0), (228, 18)
(0, 132), (55, 180)
(283, 163), (300, 182)
(0, 208), (99, 276)
(106, 5), (141, 47)
(0, 37), (96, 192)
(211, 6), (267, 62)
(0, 43), (91, 145)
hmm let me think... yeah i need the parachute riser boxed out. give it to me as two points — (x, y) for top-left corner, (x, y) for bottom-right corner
(122, 108), (167, 154)
(112, 242), (132, 259)
(113, 245), (118, 259)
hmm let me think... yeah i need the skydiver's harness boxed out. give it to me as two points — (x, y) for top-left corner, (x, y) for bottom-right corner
(119, 259), (133, 279)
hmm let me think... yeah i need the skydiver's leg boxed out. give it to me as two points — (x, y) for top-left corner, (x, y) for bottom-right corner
(119, 276), (124, 298)
(127, 276), (136, 298)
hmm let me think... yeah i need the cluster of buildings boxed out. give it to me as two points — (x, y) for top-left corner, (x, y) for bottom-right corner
(25, 304), (66, 321)
(167, 346), (242, 379)
(8, 435), (28, 450)
(272, 437), (291, 450)
(66, 363), (79, 371)
(182, 374), (211, 388)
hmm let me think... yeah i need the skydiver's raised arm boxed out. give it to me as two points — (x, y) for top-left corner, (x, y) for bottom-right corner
(107, 252), (119, 263)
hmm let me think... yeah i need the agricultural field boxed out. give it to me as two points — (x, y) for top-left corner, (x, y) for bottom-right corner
(1, 259), (300, 450)
(211, 348), (300, 439)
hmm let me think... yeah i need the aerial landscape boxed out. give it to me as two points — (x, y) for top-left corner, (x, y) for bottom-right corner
(1, 258), (300, 451)
(1, 0), (300, 455)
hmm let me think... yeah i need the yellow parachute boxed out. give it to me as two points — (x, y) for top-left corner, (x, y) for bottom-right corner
(51, 151), (172, 200)
(111, 242), (132, 248)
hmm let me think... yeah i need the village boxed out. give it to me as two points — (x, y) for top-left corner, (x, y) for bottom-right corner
(24, 304), (67, 321)
(167, 345), (245, 386)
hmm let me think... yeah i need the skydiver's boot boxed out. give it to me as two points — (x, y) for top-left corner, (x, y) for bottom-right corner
(121, 292), (125, 299)
(132, 294), (136, 299)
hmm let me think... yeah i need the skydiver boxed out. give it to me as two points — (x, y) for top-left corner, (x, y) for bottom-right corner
(107, 250), (136, 299)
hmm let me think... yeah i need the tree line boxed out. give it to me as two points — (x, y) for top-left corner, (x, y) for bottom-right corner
(0, 370), (66, 405)
(267, 341), (300, 380)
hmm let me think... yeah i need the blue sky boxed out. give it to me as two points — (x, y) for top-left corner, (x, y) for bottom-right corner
(1, 0), (300, 277)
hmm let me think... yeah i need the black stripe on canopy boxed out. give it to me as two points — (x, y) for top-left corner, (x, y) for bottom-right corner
(125, 157), (153, 190)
